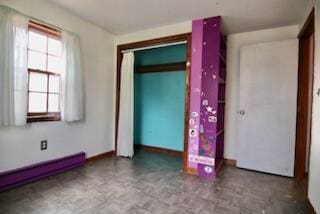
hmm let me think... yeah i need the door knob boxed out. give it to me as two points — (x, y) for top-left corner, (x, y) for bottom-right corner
(239, 110), (245, 115)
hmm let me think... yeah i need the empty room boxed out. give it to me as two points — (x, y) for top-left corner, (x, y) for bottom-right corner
(0, 0), (319, 213)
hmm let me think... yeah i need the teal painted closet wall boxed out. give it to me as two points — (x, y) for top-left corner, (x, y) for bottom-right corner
(134, 44), (186, 152)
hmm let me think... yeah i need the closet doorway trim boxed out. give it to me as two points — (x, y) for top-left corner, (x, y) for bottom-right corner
(115, 33), (191, 173)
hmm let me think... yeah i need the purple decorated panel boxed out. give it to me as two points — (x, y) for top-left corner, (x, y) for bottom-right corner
(187, 20), (203, 169)
(187, 16), (223, 180)
(198, 17), (221, 179)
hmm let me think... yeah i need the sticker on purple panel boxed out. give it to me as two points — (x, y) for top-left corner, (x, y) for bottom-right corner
(209, 136), (216, 141)
(191, 112), (199, 117)
(193, 144), (198, 151)
(189, 119), (195, 125)
(188, 155), (215, 166)
(204, 166), (213, 173)
(208, 151), (215, 158)
(189, 128), (197, 137)
(199, 124), (204, 133)
(206, 106), (214, 113)
(202, 142), (211, 151)
(202, 99), (209, 106)
(208, 116), (217, 123)
(193, 88), (200, 93)
(200, 133), (208, 143)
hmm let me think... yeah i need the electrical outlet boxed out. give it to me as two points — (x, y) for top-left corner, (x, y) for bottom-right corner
(41, 140), (47, 150)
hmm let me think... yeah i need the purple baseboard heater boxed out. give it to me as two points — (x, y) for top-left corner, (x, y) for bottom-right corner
(0, 152), (86, 192)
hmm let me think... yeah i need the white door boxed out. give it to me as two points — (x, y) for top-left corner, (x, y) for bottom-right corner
(237, 40), (298, 177)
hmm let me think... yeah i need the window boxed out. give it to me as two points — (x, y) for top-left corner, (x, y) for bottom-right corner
(27, 21), (62, 122)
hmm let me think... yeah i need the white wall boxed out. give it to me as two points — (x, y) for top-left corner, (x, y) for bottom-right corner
(224, 25), (299, 160)
(116, 21), (191, 45)
(0, 0), (116, 172)
(302, 0), (320, 212)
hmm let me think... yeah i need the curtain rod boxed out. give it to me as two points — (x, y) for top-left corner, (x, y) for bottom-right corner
(0, 5), (75, 36)
(121, 41), (187, 53)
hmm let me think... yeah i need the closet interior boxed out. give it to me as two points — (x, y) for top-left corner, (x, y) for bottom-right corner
(133, 44), (187, 158)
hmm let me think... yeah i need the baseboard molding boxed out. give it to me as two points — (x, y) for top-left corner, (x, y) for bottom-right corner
(224, 158), (237, 166)
(184, 167), (198, 176)
(306, 198), (316, 214)
(86, 150), (115, 163)
(135, 144), (183, 157)
(0, 152), (86, 192)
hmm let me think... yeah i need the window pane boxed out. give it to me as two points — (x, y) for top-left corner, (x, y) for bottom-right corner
(49, 75), (60, 93)
(48, 37), (62, 56)
(28, 50), (47, 71)
(28, 31), (47, 53)
(48, 94), (59, 112)
(29, 72), (48, 92)
(28, 92), (47, 113)
(48, 55), (62, 73)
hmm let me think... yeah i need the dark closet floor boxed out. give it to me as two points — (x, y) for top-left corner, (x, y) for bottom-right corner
(0, 150), (311, 214)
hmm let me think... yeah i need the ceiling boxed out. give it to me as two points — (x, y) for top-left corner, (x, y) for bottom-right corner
(49, 0), (308, 35)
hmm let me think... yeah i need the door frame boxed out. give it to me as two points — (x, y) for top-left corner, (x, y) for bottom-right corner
(295, 8), (315, 179)
(115, 33), (192, 172)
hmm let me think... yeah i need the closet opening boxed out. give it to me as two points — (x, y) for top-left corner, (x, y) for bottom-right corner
(115, 34), (191, 172)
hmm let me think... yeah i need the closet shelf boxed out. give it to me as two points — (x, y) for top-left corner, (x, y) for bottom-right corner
(217, 129), (224, 136)
(218, 78), (225, 84)
(135, 62), (186, 73)
(220, 54), (226, 65)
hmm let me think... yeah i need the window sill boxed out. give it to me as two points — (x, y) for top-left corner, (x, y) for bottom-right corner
(27, 114), (61, 123)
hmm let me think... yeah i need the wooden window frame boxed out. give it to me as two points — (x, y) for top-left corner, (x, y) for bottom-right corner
(27, 21), (62, 123)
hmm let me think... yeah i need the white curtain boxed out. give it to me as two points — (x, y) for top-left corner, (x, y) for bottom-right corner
(117, 52), (134, 157)
(0, 6), (28, 126)
(61, 31), (83, 122)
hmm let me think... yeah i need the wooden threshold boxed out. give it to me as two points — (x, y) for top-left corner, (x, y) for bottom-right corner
(306, 198), (316, 214)
(224, 158), (237, 166)
(135, 144), (183, 157)
(215, 159), (225, 174)
(184, 167), (198, 176)
(86, 150), (115, 163)
(135, 62), (186, 73)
